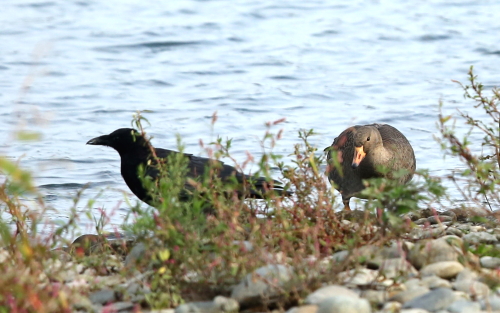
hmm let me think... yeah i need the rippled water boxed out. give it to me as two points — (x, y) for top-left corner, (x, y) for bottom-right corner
(1, 0), (500, 232)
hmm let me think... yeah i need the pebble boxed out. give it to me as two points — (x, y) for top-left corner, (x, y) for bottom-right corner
(88, 289), (116, 305)
(316, 296), (371, 313)
(455, 268), (478, 281)
(362, 289), (387, 306)
(305, 285), (359, 305)
(480, 295), (500, 310)
(403, 278), (422, 290)
(380, 301), (401, 312)
(402, 287), (456, 311)
(175, 296), (238, 313)
(480, 256), (500, 269)
(377, 258), (418, 281)
(447, 298), (481, 313)
(420, 261), (464, 279)
(125, 242), (148, 269)
(408, 226), (446, 240)
(420, 275), (451, 288)
(463, 232), (498, 245)
(427, 215), (454, 224)
(231, 264), (293, 305)
(445, 227), (464, 237)
(407, 236), (463, 269)
(102, 301), (134, 312)
(390, 286), (430, 303)
(452, 279), (489, 299)
(332, 250), (349, 263)
(31, 209), (500, 313)
(415, 218), (428, 225)
(287, 305), (318, 313)
(232, 240), (254, 252)
(338, 268), (378, 286)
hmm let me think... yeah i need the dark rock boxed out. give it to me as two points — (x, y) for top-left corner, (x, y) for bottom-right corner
(125, 242), (150, 269)
(88, 289), (116, 305)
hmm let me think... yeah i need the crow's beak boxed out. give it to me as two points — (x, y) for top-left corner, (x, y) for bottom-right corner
(86, 135), (110, 146)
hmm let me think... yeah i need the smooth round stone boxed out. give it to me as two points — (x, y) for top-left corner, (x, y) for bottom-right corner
(287, 305), (318, 313)
(316, 296), (371, 313)
(469, 226), (487, 232)
(213, 296), (239, 312)
(420, 261), (464, 279)
(463, 232), (498, 245)
(103, 302), (134, 312)
(402, 287), (456, 311)
(415, 218), (428, 225)
(445, 227), (464, 237)
(175, 297), (239, 313)
(338, 268), (378, 286)
(455, 268), (478, 281)
(480, 295), (500, 310)
(231, 264), (293, 303)
(400, 309), (431, 313)
(408, 226), (446, 240)
(441, 210), (457, 219)
(88, 289), (116, 305)
(305, 285), (359, 305)
(480, 256), (500, 269)
(403, 278), (423, 291)
(232, 241), (254, 252)
(124, 242), (148, 268)
(453, 279), (489, 299)
(420, 275), (451, 289)
(447, 299), (481, 313)
(408, 236), (463, 269)
(332, 250), (349, 263)
(390, 286), (430, 303)
(362, 290), (387, 306)
(378, 258), (418, 280)
(381, 301), (401, 311)
(427, 215), (454, 224)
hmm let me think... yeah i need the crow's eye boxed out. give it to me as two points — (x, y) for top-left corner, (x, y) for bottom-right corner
(367, 136), (370, 141)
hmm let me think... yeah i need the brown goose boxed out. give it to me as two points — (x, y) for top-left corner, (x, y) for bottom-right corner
(325, 124), (416, 210)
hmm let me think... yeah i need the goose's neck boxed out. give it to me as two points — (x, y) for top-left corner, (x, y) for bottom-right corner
(371, 144), (393, 165)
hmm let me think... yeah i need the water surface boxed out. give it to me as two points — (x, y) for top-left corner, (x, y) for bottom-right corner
(1, 0), (500, 232)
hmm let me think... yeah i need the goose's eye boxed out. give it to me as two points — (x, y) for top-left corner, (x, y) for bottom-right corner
(366, 136), (370, 141)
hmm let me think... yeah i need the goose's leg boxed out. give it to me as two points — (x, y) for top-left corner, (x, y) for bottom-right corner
(342, 197), (351, 211)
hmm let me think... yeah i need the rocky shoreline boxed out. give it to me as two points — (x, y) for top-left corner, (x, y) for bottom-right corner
(23, 206), (500, 313)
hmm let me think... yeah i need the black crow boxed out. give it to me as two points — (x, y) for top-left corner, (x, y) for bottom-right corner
(87, 128), (291, 207)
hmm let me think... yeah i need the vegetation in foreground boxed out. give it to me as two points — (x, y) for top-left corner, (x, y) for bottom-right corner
(0, 67), (498, 311)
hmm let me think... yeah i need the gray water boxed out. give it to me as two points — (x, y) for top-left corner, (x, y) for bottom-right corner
(1, 0), (500, 233)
